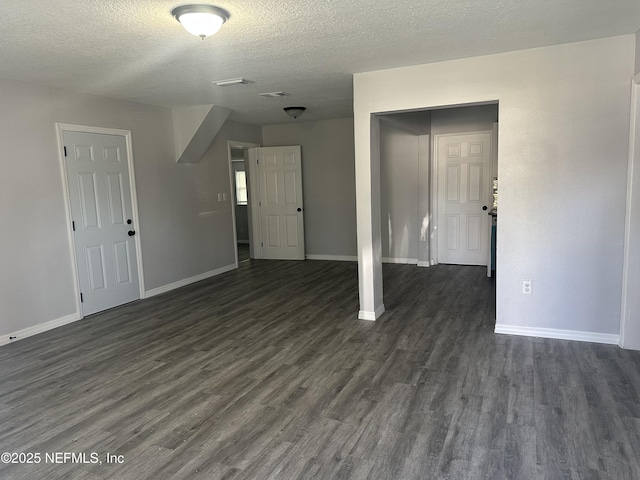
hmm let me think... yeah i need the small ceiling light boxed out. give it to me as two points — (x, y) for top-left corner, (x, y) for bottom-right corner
(284, 106), (306, 119)
(172, 4), (230, 39)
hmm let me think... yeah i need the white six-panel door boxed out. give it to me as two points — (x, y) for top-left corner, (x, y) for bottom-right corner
(436, 132), (491, 266)
(63, 131), (140, 315)
(253, 146), (305, 260)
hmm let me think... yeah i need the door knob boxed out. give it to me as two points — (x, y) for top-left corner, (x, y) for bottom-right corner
(482, 206), (488, 211)
(297, 208), (302, 212)
(128, 230), (136, 236)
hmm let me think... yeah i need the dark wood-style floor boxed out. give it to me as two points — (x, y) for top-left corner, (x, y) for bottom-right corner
(1, 261), (639, 480)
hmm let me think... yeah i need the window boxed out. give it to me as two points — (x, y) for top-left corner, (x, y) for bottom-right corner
(235, 170), (247, 205)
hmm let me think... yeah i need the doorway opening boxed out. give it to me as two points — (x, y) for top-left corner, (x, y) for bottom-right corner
(227, 141), (260, 265)
(227, 142), (306, 264)
(376, 102), (499, 317)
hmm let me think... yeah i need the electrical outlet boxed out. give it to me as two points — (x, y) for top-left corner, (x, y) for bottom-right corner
(522, 280), (532, 295)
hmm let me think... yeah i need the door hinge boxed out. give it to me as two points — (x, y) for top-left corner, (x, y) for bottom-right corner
(256, 159), (259, 164)
(261, 242), (264, 247)
(259, 201), (261, 206)
(72, 221), (75, 231)
(80, 292), (84, 303)
(63, 146), (67, 157)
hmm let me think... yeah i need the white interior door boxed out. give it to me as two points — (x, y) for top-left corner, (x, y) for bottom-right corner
(251, 146), (305, 260)
(436, 132), (491, 265)
(63, 131), (140, 315)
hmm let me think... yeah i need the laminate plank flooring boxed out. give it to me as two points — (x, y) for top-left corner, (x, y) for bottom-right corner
(1, 260), (639, 479)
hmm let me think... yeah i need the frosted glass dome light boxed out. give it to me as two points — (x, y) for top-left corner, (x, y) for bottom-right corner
(172, 5), (229, 39)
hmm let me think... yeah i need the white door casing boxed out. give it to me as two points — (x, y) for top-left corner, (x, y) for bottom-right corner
(62, 129), (141, 315)
(436, 132), (492, 266)
(251, 146), (305, 260)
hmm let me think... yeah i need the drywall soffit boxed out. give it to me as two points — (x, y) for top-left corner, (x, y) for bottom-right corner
(173, 104), (232, 164)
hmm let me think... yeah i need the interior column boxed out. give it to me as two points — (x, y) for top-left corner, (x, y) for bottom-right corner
(354, 114), (385, 320)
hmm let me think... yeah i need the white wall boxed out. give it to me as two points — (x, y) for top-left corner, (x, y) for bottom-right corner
(635, 29), (640, 76)
(621, 82), (640, 350)
(354, 35), (634, 336)
(262, 118), (357, 257)
(0, 78), (261, 339)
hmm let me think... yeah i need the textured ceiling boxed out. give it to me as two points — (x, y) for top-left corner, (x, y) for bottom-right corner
(1, 0), (639, 125)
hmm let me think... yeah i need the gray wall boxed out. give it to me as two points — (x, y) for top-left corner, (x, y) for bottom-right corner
(0, 78), (261, 337)
(354, 35), (634, 336)
(152, 119), (261, 288)
(262, 118), (357, 257)
(380, 122), (420, 261)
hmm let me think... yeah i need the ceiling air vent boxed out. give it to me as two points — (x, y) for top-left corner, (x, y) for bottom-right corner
(259, 92), (289, 98)
(213, 78), (253, 86)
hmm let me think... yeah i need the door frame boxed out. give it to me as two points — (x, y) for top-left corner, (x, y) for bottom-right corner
(227, 140), (260, 265)
(620, 78), (640, 349)
(247, 147), (264, 259)
(431, 130), (493, 266)
(56, 123), (145, 317)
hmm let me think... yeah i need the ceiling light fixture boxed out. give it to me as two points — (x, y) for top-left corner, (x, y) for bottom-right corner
(284, 106), (306, 119)
(172, 4), (229, 39)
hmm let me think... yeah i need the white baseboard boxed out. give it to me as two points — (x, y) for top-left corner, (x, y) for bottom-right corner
(306, 254), (357, 262)
(358, 304), (386, 321)
(145, 263), (237, 298)
(1, 264), (239, 347)
(495, 324), (620, 345)
(305, 255), (422, 266)
(1, 312), (82, 346)
(382, 257), (418, 264)
(417, 260), (433, 267)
